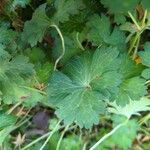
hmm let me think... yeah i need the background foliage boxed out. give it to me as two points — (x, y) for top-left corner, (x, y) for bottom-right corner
(0, 0), (150, 149)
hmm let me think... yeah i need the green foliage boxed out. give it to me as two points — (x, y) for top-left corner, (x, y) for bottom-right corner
(52, 0), (85, 24)
(12, 0), (30, 8)
(0, 0), (150, 149)
(108, 97), (150, 118)
(141, 0), (150, 9)
(139, 42), (150, 79)
(60, 135), (83, 150)
(101, 0), (139, 13)
(99, 116), (139, 150)
(22, 4), (50, 47)
(47, 46), (147, 128)
(101, 0), (139, 24)
(0, 113), (17, 146)
(47, 46), (121, 128)
(0, 113), (17, 130)
(0, 126), (13, 146)
(86, 15), (125, 46)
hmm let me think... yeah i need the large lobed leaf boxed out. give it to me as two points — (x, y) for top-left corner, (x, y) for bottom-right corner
(47, 47), (121, 128)
(47, 46), (147, 128)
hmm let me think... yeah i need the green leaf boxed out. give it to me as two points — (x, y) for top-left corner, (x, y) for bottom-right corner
(0, 54), (35, 104)
(111, 117), (138, 150)
(0, 126), (13, 146)
(114, 77), (147, 106)
(101, 0), (139, 24)
(0, 27), (18, 53)
(22, 4), (50, 47)
(36, 62), (53, 83)
(119, 54), (144, 79)
(139, 42), (150, 67)
(0, 113), (17, 130)
(0, 55), (34, 82)
(0, 113), (16, 146)
(139, 42), (150, 79)
(86, 15), (125, 46)
(60, 135), (83, 150)
(24, 47), (46, 64)
(2, 83), (44, 106)
(101, 0), (139, 13)
(111, 54), (146, 106)
(141, 0), (150, 9)
(47, 46), (121, 128)
(108, 97), (150, 118)
(47, 71), (106, 128)
(12, 0), (30, 8)
(98, 116), (138, 150)
(142, 68), (150, 79)
(52, 0), (85, 24)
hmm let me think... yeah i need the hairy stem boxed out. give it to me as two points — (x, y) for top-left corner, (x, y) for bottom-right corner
(50, 24), (65, 71)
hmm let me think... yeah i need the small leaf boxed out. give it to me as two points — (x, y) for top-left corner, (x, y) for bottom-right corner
(52, 0), (85, 24)
(86, 15), (125, 47)
(22, 4), (50, 47)
(108, 97), (150, 118)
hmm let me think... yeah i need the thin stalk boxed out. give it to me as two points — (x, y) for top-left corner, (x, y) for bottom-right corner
(56, 125), (70, 150)
(7, 100), (23, 114)
(16, 108), (32, 125)
(128, 11), (141, 31)
(39, 121), (61, 150)
(19, 86), (47, 95)
(50, 24), (65, 71)
(15, 117), (31, 130)
(21, 121), (62, 150)
(145, 80), (150, 84)
(139, 114), (150, 125)
(128, 33), (140, 54)
(132, 35), (141, 60)
(76, 32), (85, 50)
(82, 142), (88, 150)
(89, 120), (128, 150)
(142, 9), (148, 28)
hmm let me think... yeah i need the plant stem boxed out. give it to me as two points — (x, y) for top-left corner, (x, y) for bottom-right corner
(132, 35), (140, 60)
(39, 121), (61, 150)
(50, 24), (65, 71)
(19, 86), (47, 95)
(142, 10), (148, 28)
(7, 100), (23, 114)
(82, 142), (87, 150)
(128, 33), (140, 54)
(21, 121), (62, 150)
(128, 11), (141, 31)
(89, 120), (128, 150)
(56, 125), (69, 150)
(76, 32), (85, 50)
